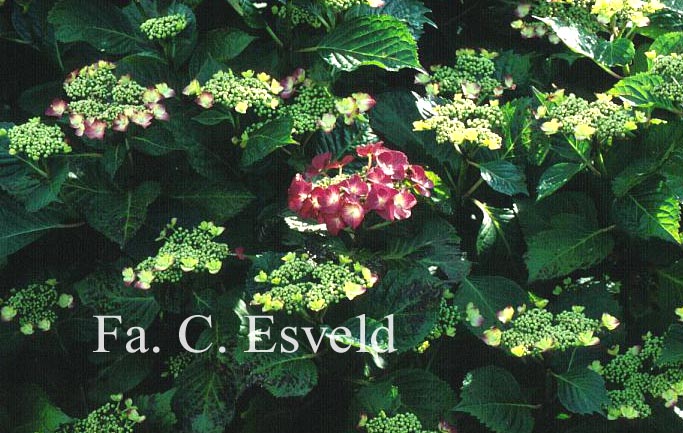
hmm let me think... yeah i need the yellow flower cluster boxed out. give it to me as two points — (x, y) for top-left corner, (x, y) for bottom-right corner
(591, 0), (664, 27)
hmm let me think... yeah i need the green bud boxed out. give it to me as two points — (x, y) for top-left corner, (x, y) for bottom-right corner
(37, 319), (51, 331)
(58, 293), (73, 309)
(20, 323), (34, 335)
(1, 305), (17, 322)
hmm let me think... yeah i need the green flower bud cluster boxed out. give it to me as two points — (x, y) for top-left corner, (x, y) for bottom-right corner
(363, 411), (437, 433)
(322, 0), (363, 13)
(272, 4), (322, 28)
(415, 290), (460, 353)
(128, 220), (229, 289)
(536, 90), (638, 143)
(140, 14), (188, 40)
(499, 306), (607, 357)
(413, 95), (505, 150)
(64, 61), (118, 101)
(0, 279), (72, 335)
(651, 54), (683, 108)
(280, 83), (337, 134)
(6, 117), (71, 160)
(54, 395), (145, 433)
(595, 332), (683, 420)
(162, 352), (194, 379)
(420, 49), (505, 98)
(251, 252), (376, 314)
(200, 70), (282, 116)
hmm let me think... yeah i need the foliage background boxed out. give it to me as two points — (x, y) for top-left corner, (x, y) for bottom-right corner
(1, 0), (683, 433)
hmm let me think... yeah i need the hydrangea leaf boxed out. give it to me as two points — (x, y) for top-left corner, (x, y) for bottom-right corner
(658, 324), (683, 366)
(235, 342), (318, 397)
(83, 181), (161, 247)
(87, 351), (153, 404)
(311, 15), (421, 72)
(537, 16), (634, 67)
(537, 163), (584, 201)
(456, 366), (535, 433)
(8, 385), (72, 433)
(189, 28), (257, 77)
(479, 160), (529, 197)
(167, 178), (254, 222)
(610, 73), (677, 110)
(474, 200), (517, 257)
(358, 267), (441, 352)
(240, 116), (296, 168)
(48, 0), (143, 54)
(524, 216), (614, 282)
(656, 261), (683, 324)
(75, 268), (160, 331)
(382, 215), (470, 281)
(172, 360), (236, 433)
(453, 276), (527, 336)
(130, 125), (186, 156)
(0, 194), (65, 258)
(611, 176), (681, 244)
(345, 0), (436, 39)
(650, 32), (683, 56)
(389, 369), (457, 425)
(135, 390), (178, 430)
(554, 367), (609, 415)
(518, 192), (614, 281)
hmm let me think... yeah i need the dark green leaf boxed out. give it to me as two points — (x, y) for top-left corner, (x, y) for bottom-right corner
(130, 125), (186, 156)
(479, 160), (529, 196)
(383, 216), (470, 281)
(658, 324), (683, 366)
(611, 177), (681, 244)
(651, 32), (683, 56)
(455, 366), (535, 433)
(656, 261), (683, 323)
(117, 52), (171, 86)
(172, 360), (235, 433)
(83, 181), (161, 247)
(610, 73), (676, 110)
(359, 267), (441, 352)
(389, 369), (457, 425)
(235, 345), (318, 397)
(474, 201), (516, 256)
(87, 351), (153, 403)
(520, 192), (614, 281)
(167, 178), (254, 222)
(9, 385), (71, 433)
(75, 268), (160, 330)
(453, 276), (527, 336)
(554, 368), (609, 415)
(0, 194), (64, 258)
(346, 0), (435, 39)
(0, 140), (68, 211)
(48, 0), (142, 54)
(192, 109), (234, 126)
(240, 116), (296, 167)
(312, 16), (421, 72)
(537, 163), (584, 200)
(524, 216), (614, 282)
(136, 390), (178, 430)
(189, 28), (257, 76)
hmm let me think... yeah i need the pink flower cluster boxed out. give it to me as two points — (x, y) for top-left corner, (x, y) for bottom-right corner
(288, 142), (434, 235)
